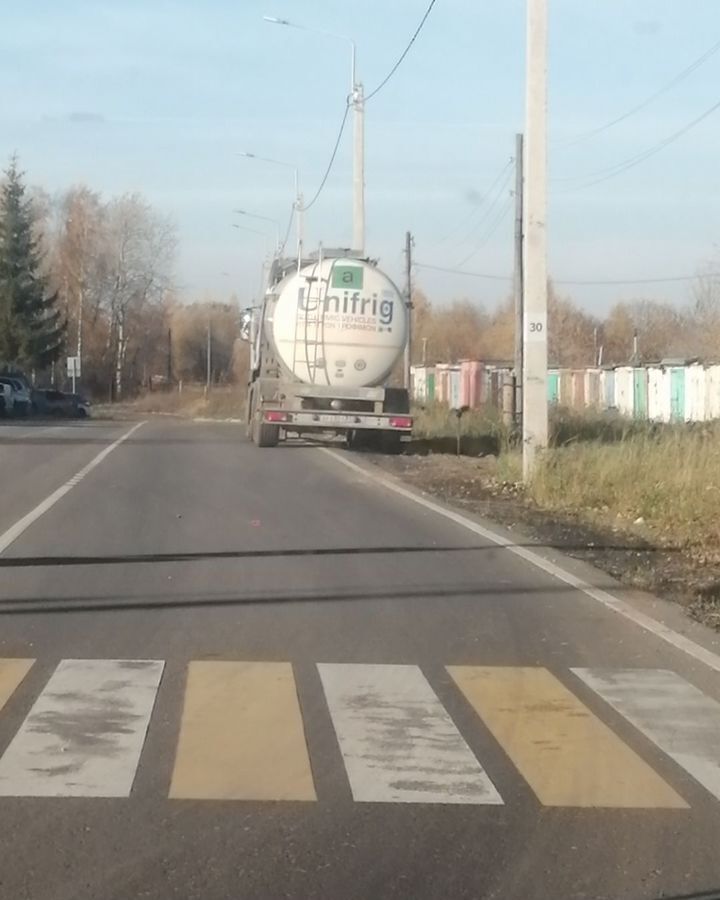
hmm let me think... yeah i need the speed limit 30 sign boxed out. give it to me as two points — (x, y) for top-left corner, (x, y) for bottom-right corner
(524, 312), (547, 342)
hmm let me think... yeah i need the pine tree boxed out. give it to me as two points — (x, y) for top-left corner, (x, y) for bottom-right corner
(0, 155), (64, 370)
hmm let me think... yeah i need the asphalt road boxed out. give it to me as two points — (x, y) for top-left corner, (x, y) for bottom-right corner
(1, 416), (720, 900)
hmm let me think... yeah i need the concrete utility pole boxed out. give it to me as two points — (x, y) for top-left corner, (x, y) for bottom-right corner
(206, 318), (212, 393)
(513, 132), (524, 427)
(522, 0), (549, 480)
(263, 19), (364, 255)
(352, 73), (365, 255)
(404, 231), (413, 390)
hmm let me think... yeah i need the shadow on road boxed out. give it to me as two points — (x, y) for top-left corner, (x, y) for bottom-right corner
(0, 579), (634, 616)
(0, 541), (683, 569)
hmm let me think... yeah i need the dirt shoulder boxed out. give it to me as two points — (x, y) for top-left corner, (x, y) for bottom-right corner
(365, 451), (720, 632)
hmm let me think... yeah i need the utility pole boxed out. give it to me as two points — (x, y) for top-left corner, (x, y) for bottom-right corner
(167, 328), (172, 382)
(404, 231), (413, 390)
(353, 80), (365, 255)
(513, 133), (524, 427)
(206, 318), (212, 393)
(296, 191), (304, 265)
(522, 0), (549, 480)
(293, 167), (304, 265)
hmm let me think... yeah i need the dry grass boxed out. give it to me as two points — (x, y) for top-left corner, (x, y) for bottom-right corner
(103, 385), (245, 420)
(527, 424), (720, 561)
(412, 403), (507, 439)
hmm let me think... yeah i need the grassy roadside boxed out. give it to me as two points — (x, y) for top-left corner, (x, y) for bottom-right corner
(373, 407), (720, 631)
(528, 426), (720, 564)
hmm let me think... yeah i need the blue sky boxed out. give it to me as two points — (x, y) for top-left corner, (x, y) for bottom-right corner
(2, 0), (720, 313)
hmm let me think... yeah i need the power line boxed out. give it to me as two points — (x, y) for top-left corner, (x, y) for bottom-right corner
(428, 159), (513, 249)
(414, 262), (512, 281)
(559, 272), (720, 286)
(365, 0), (439, 102)
(557, 36), (720, 148)
(279, 203), (295, 254)
(455, 168), (513, 249)
(302, 100), (351, 211)
(556, 96), (720, 190)
(414, 261), (720, 285)
(456, 197), (514, 268)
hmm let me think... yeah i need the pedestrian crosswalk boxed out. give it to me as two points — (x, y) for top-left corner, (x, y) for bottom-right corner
(0, 658), (719, 808)
(169, 662), (316, 801)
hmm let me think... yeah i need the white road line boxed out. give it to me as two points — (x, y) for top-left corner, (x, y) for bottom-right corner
(322, 449), (720, 675)
(318, 663), (503, 804)
(0, 659), (164, 797)
(573, 668), (720, 802)
(0, 421), (145, 555)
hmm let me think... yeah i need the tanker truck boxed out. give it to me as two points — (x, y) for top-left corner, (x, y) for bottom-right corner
(242, 248), (412, 450)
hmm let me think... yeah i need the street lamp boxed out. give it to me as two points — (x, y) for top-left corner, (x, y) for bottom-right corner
(238, 152), (304, 261)
(264, 15), (364, 255)
(233, 209), (281, 252)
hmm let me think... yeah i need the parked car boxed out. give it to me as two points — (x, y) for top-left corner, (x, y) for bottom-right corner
(0, 376), (31, 417)
(70, 393), (92, 418)
(31, 389), (91, 418)
(0, 383), (13, 417)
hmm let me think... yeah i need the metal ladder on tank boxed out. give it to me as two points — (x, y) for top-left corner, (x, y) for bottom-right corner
(291, 249), (331, 386)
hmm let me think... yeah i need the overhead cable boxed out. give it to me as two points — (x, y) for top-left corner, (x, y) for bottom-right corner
(302, 100), (351, 211)
(364, 0), (439, 102)
(429, 159), (513, 249)
(414, 261), (720, 285)
(279, 203), (295, 254)
(455, 198), (514, 268)
(455, 168), (513, 249)
(558, 36), (720, 148)
(556, 96), (720, 190)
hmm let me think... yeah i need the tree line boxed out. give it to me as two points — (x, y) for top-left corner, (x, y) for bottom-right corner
(4, 155), (718, 397)
(0, 157), (243, 399)
(410, 273), (720, 368)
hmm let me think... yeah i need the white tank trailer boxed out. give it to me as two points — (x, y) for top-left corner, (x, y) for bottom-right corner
(243, 250), (412, 449)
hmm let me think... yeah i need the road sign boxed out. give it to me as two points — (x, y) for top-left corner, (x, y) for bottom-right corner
(67, 356), (81, 378)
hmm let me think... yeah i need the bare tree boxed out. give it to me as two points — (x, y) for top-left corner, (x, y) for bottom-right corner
(99, 194), (175, 398)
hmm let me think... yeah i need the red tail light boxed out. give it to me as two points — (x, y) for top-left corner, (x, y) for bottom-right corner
(389, 416), (412, 429)
(264, 410), (289, 423)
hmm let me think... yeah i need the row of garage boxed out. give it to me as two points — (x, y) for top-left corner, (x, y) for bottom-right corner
(410, 360), (720, 422)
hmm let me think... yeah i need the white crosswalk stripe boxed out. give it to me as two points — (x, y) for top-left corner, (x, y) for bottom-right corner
(318, 663), (503, 804)
(0, 659), (164, 797)
(573, 667), (720, 802)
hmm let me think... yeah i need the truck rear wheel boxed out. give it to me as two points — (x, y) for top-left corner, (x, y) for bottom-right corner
(253, 418), (280, 447)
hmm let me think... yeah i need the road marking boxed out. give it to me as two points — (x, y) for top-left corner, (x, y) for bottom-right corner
(0, 659), (34, 711)
(0, 421), (146, 555)
(322, 449), (720, 675)
(0, 659), (163, 797)
(318, 662), (502, 804)
(573, 668), (720, 802)
(448, 666), (687, 808)
(169, 661), (316, 801)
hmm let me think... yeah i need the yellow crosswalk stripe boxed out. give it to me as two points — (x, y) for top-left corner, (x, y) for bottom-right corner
(447, 666), (688, 808)
(169, 661), (316, 801)
(0, 659), (34, 713)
